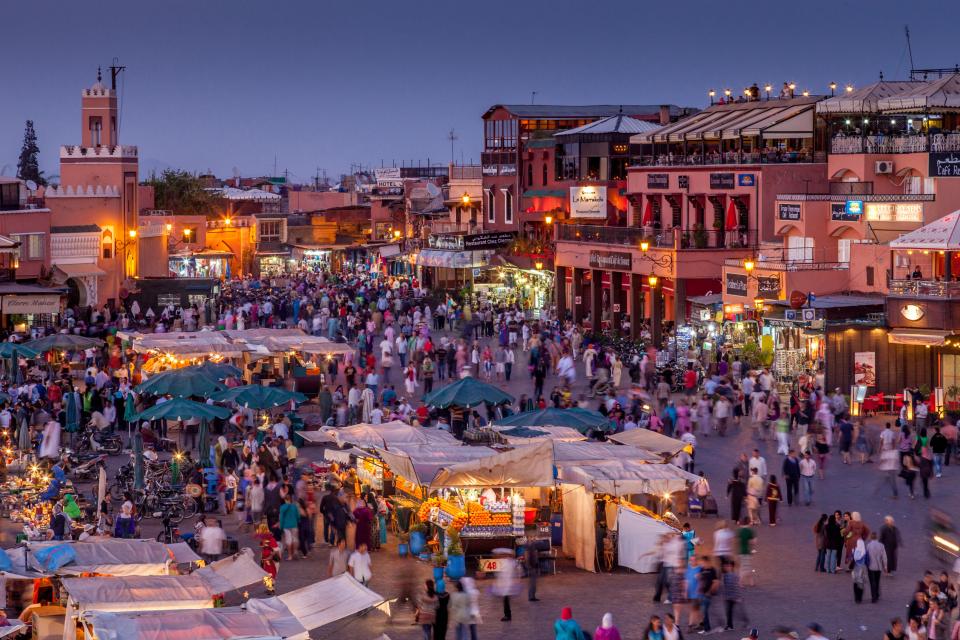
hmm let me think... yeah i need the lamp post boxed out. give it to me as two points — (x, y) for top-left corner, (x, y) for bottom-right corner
(708, 89), (716, 105)
(764, 84), (772, 101)
(829, 82), (837, 96)
(845, 85), (854, 94)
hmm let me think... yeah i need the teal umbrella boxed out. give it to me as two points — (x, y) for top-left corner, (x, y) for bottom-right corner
(64, 391), (81, 433)
(17, 417), (30, 453)
(134, 397), (231, 422)
(135, 368), (226, 398)
(24, 334), (104, 353)
(211, 385), (306, 409)
(123, 392), (138, 447)
(421, 376), (514, 409)
(133, 432), (144, 490)
(10, 347), (22, 386)
(198, 419), (211, 467)
(0, 343), (38, 359)
(494, 407), (615, 434)
(498, 426), (551, 438)
(188, 361), (243, 381)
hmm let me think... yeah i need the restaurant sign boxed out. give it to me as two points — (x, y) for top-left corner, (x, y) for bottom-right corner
(710, 173), (735, 189)
(831, 202), (860, 221)
(570, 186), (608, 219)
(2, 294), (61, 315)
(588, 250), (632, 271)
(647, 174), (669, 189)
(463, 231), (516, 250)
(725, 273), (748, 296)
(778, 203), (801, 220)
(757, 275), (781, 297)
(929, 152), (960, 177)
(428, 234), (464, 251)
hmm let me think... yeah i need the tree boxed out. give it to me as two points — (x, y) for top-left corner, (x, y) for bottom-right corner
(16, 120), (46, 185)
(144, 169), (215, 215)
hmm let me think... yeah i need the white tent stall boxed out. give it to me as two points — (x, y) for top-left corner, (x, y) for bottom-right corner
(429, 440), (556, 489)
(193, 549), (270, 592)
(246, 574), (386, 632)
(82, 606), (307, 640)
(25, 539), (201, 577)
(616, 505), (678, 574)
(323, 421), (459, 449)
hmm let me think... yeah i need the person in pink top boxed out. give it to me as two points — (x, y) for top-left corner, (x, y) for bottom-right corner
(594, 613), (622, 640)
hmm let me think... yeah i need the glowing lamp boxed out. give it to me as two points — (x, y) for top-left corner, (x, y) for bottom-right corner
(544, 215), (553, 225)
(461, 193), (471, 205)
(743, 259), (755, 272)
(639, 240), (650, 252)
(535, 261), (543, 270)
(184, 228), (192, 238)
(224, 218), (232, 226)
(648, 275), (658, 287)
(845, 85), (854, 93)
(165, 223), (173, 232)
(128, 229), (137, 239)
(393, 230), (402, 239)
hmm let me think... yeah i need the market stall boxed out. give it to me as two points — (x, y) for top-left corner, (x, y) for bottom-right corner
(607, 428), (690, 461)
(323, 421), (459, 449)
(24, 539), (201, 576)
(245, 573), (386, 632)
(490, 425), (587, 445)
(82, 606), (307, 640)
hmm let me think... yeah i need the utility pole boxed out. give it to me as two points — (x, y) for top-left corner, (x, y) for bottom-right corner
(108, 59), (126, 90)
(448, 129), (458, 165)
(905, 25), (915, 72)
(531, 91), (537, 105)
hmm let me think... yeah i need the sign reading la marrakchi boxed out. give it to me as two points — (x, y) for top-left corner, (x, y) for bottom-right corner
(588, 250), (632, 271)
(570, 186), (608, 219)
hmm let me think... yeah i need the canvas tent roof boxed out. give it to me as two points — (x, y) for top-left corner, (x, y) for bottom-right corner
(890, 210), (960, 250)
(25, 539), (200, 576)
(375, 444), (496, 486)
(324, 421), (459, 449)
(816, 81), (922, 114)
(556, 460), (699, 495)
(551, 440), (661, 463)
(61, 574), (216, 613)
(194, 550), (270, 592)
(246, 574), (385, 632)
(430, 440), (556, 488)
(607, 429), (690, 458)
(83, 606), (306, 640)
(877, 74), (960, 112)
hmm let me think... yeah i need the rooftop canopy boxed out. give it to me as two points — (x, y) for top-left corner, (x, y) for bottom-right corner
(878, 74), (960, 113)
(890, 210), (960, 250)
(816, 81), (922, 114)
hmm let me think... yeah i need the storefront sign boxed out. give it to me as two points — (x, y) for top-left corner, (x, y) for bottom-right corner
(647, 174), (669, 189)
(929, 152), (960, 177)
(778, 203), (801, 220)
(428, 234), (464, 251)
(709, 173), (735, 189)
(588, 250), (632, 271)
(570, 186), (608, 219)
(378, 243), (401, 258)
(757, 275), (781, 297)
(854, 351), (876, 386)
(463, 231), (516, 250)
(900, 303), (925, 321)
(738, 174), (756, 187)
(725, 273), (748, 296)
(864, 202), (922, 222)
(2, 294), (61, 315)
(831, 202), (860, 221)
(678, 175), (689, 189)
(845, 200), (864, 216)
(374, 167), (403, 188)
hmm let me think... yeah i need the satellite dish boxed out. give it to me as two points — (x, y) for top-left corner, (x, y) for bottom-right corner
(25, 180), (37, 191)
(425, 182), (441, 197)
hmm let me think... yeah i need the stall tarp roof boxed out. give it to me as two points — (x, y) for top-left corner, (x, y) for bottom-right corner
(889, 210), (960, 250)
(194, 550), (270, 592)
(26, 539), (200, 576)
(816, 81), (922, 114)
(551, 441), (662, 463)
(324, 421), (459, 449)
(493, 407), (613, 434)
(557, 460), (699, 495)
(492, 425), (587, 444)
(877, 73), (960, 112)
(247, 574), (385, 632)
(297, 430), (337, 444)
(430, 440), (556, 488)
(61, 574), (216, 612)
(375, 444), (497, 486)
(83, 606), (305, 640)
(607, 429), (690, 458)
(324, 446), (369, 463)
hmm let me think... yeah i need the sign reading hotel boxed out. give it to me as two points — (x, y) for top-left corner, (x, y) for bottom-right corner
(929, 152), (960, 177)
(374, 167), (403, 188)
(588, 250), (632, 271)
(725, 273), (748, 296)
(570, 186), (608, 219)
(778, 203), (801, 220)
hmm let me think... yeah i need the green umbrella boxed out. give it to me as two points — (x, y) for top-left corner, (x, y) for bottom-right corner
(198, 419), (211, 467)
(494, 407), (615, 434)
(135, 368), (226, 398)
(24, 334), (104, 353)
(188, 361), (243, 381)
(133, 432), (144, 490)
(134, 397), (231, 422)
(498, 426), (551, 438)
(421, 376), (514, 409)
(0, 343), (38, 359)
(211, 385), (307, 409)
(64, 391), (81, 433)
(123, 392), (138, 447)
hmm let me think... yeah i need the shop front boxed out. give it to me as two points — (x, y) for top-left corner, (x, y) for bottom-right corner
(414, 248), (494, 291)
(168, 249), (232, 279)
(0, 286), (64, 331)
(255, 244), (294, 277)
(475, 259), (554, 313)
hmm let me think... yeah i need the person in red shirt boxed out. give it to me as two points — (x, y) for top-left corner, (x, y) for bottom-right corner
(365, 353), (376, 371)
(47, 382), (62, 405)
(683, 365), (698, 397)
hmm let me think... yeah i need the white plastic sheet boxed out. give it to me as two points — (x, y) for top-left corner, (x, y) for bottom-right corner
(431, 440), (556, 488)
(325, 422), (458, 449)
(616, 506), (677, 573)
(61, 574), (215, 612)
(247, 574), (384, 631)
(195, 549), (269, 592)
(560, 483), (596, 573)
(83, 606), (305, 640)
(26, 539), (199, 576)
(607, 429), (689, 458)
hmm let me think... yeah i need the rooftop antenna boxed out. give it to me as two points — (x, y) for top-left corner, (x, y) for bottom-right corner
(905, 25), (915, 72)
(447, 129), (458, 164)
(531, 91), (537, 105)
(109, 58), (126, 91)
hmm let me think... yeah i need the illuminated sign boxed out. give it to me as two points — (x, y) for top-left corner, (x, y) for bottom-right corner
(845, 200), (863, 216)
(570, 186), (608, 219)
(900, 303), (925, 321)
(865, 203), (922, 222)
(738, 174), (756, 187)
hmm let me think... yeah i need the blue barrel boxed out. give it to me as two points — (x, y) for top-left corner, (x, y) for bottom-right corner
(410, 531), (426, 556)
(550, 514), (563, 546)
(446, 554), (466, 580)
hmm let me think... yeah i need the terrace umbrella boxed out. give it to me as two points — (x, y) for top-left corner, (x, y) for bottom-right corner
(494, 407), (614, 435)
(198, 419), (211, 468)
(725, 199), (739, 232)
(421, 376), (514, 409)
(211, 385), (307, 410)
(189, 361), (243, 381)
(135, 368), (226, 398)
(64, 390), (81, 433)
(132, 432), (144, 491)
(10, 348), (22, 386)
(134, 397), (231, 422)
(641, 200), (653, 227)
(24, 334), (104, 353)
(0, 343), (38, 359)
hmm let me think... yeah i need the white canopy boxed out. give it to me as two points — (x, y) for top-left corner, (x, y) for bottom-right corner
(194, 549), (270, 592)
(246, 574), (385, 631)
(878, 74), (960, 112)
(297, 430), (336, 444)
(323, 446), (369, 463)
(61, 574), (215, 613)
(491, 425), (587, 444)
(375, 444), (496, 486)
(556, 459), (699, 496)
(816, 81), (921, 114)
(83, 606), (306, 640)
(607, 429), (690, 458)
(25, 539), (200, 576)
(324, 422), (459, 449)
(431, 440), (555, 488)
(552, 440), (661, 463)
(616, 506), (677, 573)
(890, 210), (960, 250)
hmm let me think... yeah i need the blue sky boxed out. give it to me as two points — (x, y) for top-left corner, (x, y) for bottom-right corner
(1, 0), (955, 182)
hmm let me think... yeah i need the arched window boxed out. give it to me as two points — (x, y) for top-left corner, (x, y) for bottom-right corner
(102, 230), (114, 259)
(542, 163), (548, 185)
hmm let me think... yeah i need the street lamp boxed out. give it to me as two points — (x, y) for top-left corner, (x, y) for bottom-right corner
(183, 228), (192, 240)
(224, 218), (232, 226)
(764, 84), (772, 100)
(648, 275), (658, 287)
(639, 240), (650, 252)
(461, 193), (471, 205)
(845, 85), (854, 93)
(128, 229), (137, 239)
(535, 261), (543, 270)
(544, 215), (553, 225)
(829, 82), (837, 96)
(639, 240), (673, 269)
(744, 259), (755, 273)
(393, 229), (402, 239)
(708, 89), (716, 105)
(165, 223), (173, 233)
(754, 296), (764, 312)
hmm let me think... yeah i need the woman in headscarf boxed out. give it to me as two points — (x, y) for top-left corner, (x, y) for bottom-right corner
(594, 612), (622, 640)
(38, 418), (61, 459)
(851, 537), (867, 603)
(554, 607), (587, 640)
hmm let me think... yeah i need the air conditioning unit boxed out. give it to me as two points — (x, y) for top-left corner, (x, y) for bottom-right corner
(875, 160), (894, 174)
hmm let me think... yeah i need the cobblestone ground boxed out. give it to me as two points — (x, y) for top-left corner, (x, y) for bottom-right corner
(7, 337), (955, 640)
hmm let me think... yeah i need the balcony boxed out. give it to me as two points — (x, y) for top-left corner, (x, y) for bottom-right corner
(635, 149), (824, 167)
(888, 279), (960, 298)
(723, 257), (849, 272)
(558, 224), (757, 250)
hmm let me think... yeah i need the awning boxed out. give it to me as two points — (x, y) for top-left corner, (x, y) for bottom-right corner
(323, 447), (368, 464)
(607, 428), (690, 458)
(246, 574), (385, 632)
(890, 211), (960, 250)
(83, 606), (305, 640)
(430, 440), (556, 489)
(816, 81), (922, 114)
(877, 74), (960, 112)
(325, 421), (459, 449)
(887, 329), (950, 346)
(26, 539), (200, 576)
(194, 550), (269, 592)
(414, 249), (492, 269)
(557, 460), (699, 496)
(62, 574), (216, 613)
(375, 444), (496, 486)
(522, 189), (567, 198)
(51, 263), (107, 282)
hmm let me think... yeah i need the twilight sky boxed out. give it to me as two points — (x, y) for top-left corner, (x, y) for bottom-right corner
(2, 0), (957, 182)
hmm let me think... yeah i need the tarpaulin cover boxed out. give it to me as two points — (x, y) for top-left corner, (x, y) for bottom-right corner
(0, 622), (24, 639)
(607, 428), (690, 458)
(493, 407), (613, 434)
(431, 440), (555, 488)
(195, 549), (269, 592)
(325, 421), (458, 449)
(492, 425), (586, 444)
(616, 505), (677, 573)
(247, 574), (384, 631)
(560, 483), (596, 572)
(376, 444), (496, 486)
(83, 606), (305, 640)
(32, 544), (75, 572)
(62, 574), (215, 612)
(297, 430), (336, 444)
(556, 460), (699, 496)
(551, 441), (661, 463)
(323, 447), (369, 464)
(27, 539), (200, 576)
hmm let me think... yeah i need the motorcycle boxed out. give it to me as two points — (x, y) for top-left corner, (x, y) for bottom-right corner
(75, 426), (123, 456)
(70, 454), (107, 481)
(155, 507), (183, 544)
